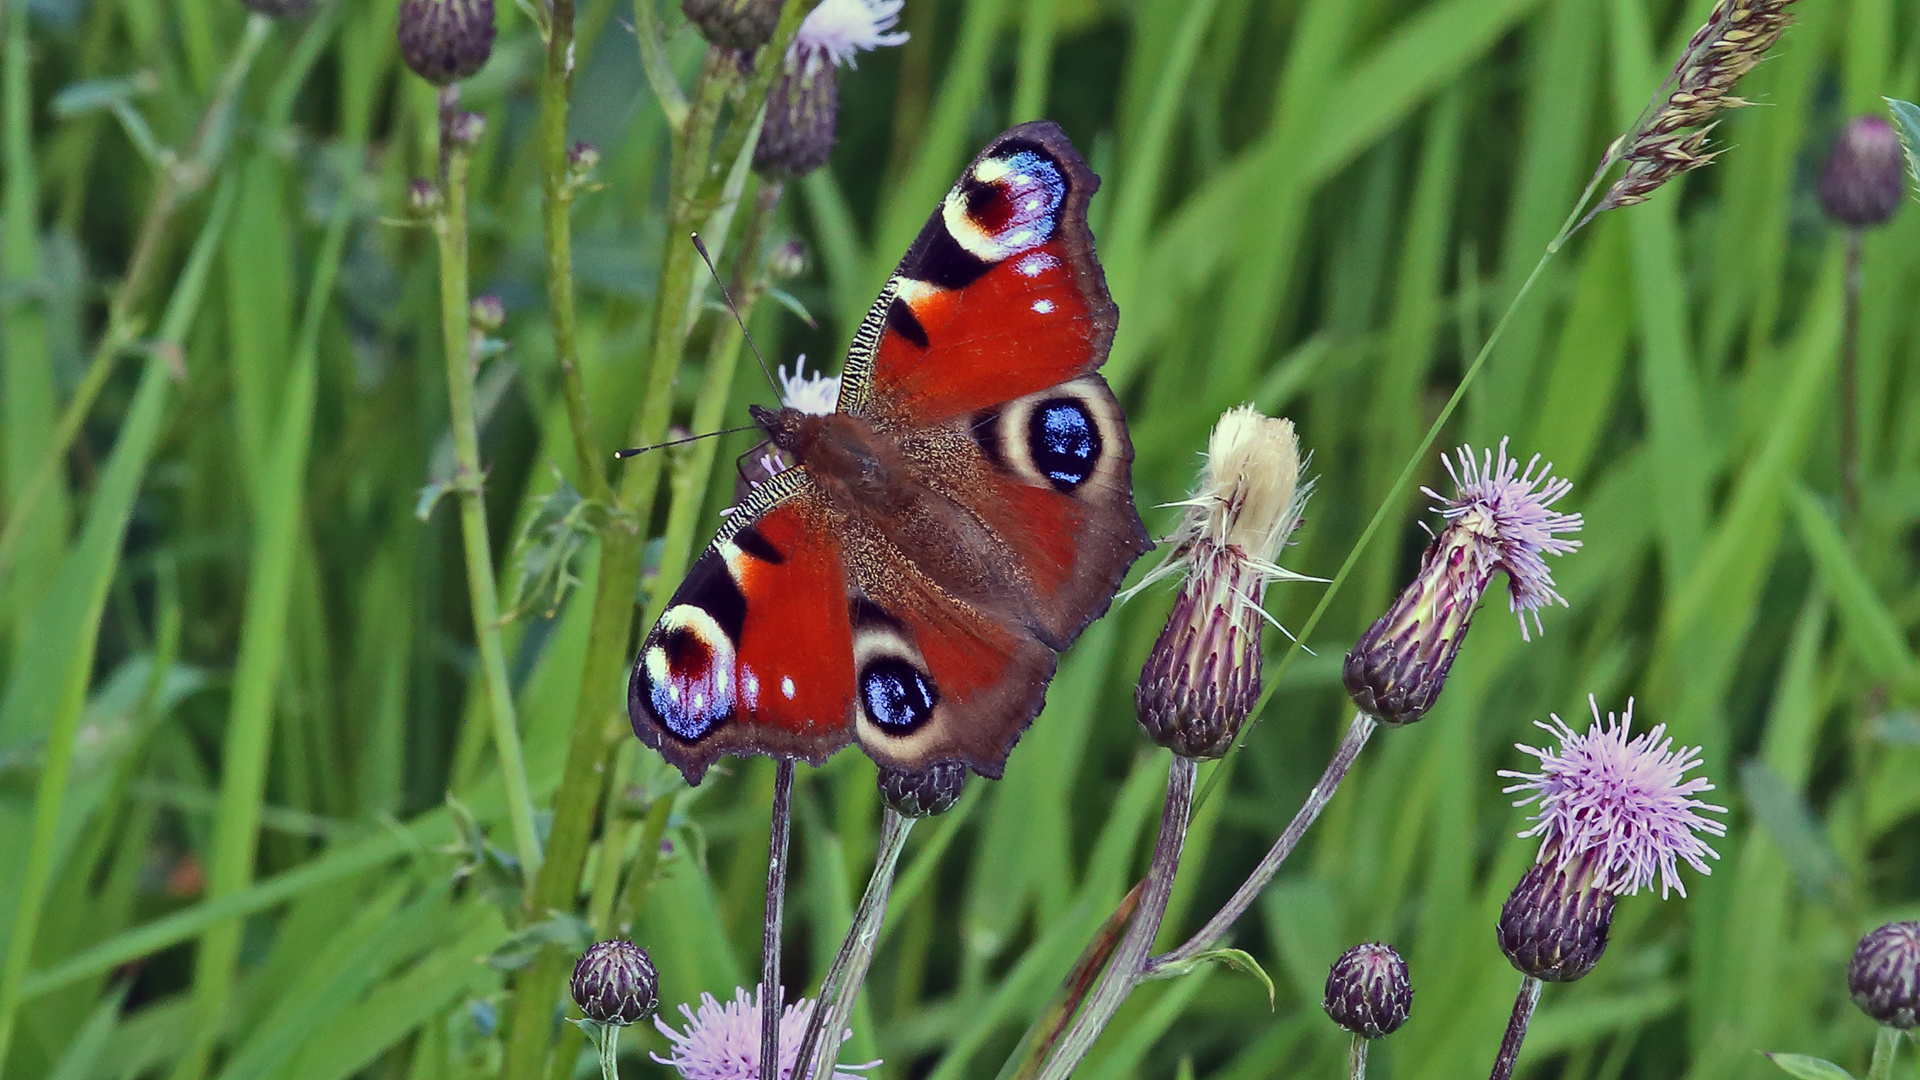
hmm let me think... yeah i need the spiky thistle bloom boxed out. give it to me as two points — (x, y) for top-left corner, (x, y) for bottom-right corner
(1323, 942), (1412, 1039)
(396, 0), (495, 85)
(652, 986), (879, 1080)
(877, 761), (966, 818)
(777, 358), (839, 416)
(1848, 921), (1920, 1030)
(1343, 440), (1581, 725)
(1493, 698), (1726, 982)
(570, 940), (659, 1026)
(1590, 0), (1798, 219)
(1820, 116), (1907, 229)
(1130, 407), (1313, 759)
(754, 0), (907, 180)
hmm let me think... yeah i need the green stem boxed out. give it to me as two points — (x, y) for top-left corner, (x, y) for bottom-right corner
(761, 759), (796, 1080)
(794, 809), (915, 1080)
(1867, 1027), (1900, 1080)
(1349, 1033), (1370, 1080)
(597, 1022), (622, 1080)
(436, 87), (545, 887)
(538, 0), (609, 502)
(1838, 227), (1864, 530)
(1035, 755), (1196, 1080)
(586, 742), (638, 936)
(633, 0), (687, 130)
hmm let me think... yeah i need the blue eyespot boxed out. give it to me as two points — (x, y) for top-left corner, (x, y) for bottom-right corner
(861, 659), (938, 733)
(1028, 399), (1100, 491)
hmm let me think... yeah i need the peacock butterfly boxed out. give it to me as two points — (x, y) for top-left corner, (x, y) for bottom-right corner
(628, 121), (1150, 787)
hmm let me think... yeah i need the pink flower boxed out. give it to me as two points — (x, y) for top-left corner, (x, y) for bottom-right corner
(1500, 697), (1727, 899)
(652, 986), (879, 1080)
(1423, 438), (1583, 640)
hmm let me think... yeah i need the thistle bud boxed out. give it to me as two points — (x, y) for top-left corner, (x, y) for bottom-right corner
(1132, 407), (1311, 759)
(408, 178), (442, 214)
(470, 295), (505, 333)
(1848, 921), (1920, 1029)
(877, 761), (966, 818)
(397, 0), (496, 86)
(768, 239), (807, 281)
(755, 54), (838, 181)
(1323, 943), (1412, 1039)
(681, 0), (780, 51)
(1820, 116), (1906, 229)
(569, 141), (600, 178)
(1496, 859), (1616, 982)
(1344, 440), (1580, 725)
(449, 110), (487, 150)
(570, 940), (659, 1026)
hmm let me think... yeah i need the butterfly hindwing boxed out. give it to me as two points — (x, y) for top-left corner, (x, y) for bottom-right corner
(629, 470), (857, 784)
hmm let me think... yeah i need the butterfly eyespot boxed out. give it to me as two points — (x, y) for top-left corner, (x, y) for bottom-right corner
(860, 658), (939, 734)
(1027, 398), (1102, 491)
(643, 606), (736, 742)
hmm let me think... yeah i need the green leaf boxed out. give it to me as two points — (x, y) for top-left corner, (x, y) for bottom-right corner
(484, 912), (596, 973)
(1872, 711), (1920, 746)
(1765, 1054), (1858, 1080)
(1787, 485), (1919, 688)
(1739, 761), (1847, 901)
(1885, 98), (1920, 195)
(1143, 947), (1276, 1009)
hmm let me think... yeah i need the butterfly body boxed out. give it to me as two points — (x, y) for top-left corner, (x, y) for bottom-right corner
(631, 122), (1149, 786)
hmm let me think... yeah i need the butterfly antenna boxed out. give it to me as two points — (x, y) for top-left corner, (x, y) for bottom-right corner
(614, 424), (759, 459)
(692, 232), (783, 400)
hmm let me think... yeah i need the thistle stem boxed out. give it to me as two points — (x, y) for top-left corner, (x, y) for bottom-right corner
(1865, 1026), (1900, 1080)
(794, 808), (915, 1080)
(1349, 1034), (1370, 1080)
(433, 87), (544, 889)
(1149, 711), (1377, 971)
(1838, 227), (1864, 530)
(596, 1023), (622, 1080)
(1488, 976), (1544, 1080)
(762, 758), (796, 1080)
(1035, 755), (1196, 1080)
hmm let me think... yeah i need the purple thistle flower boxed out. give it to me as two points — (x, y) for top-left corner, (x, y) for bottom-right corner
(1344, 438), (1582, 725)
(1422, 438), (1583, 641)
(1500, 697), (1727, 899)
(652, 986), (879, 1080)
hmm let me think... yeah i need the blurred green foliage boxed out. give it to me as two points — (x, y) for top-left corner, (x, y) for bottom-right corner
(0, 0), (1918, 1079)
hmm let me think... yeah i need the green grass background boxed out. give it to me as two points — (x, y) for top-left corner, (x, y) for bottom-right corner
(2, 0), (1919, 1078)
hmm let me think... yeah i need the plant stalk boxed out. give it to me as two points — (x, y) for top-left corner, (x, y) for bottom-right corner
(1349, 1034), (1370, 1080)
(434, 86), (544, 887)
(1838, 226), (1864, 529)
(1488, 976), (1544, 1080)
(1866, 1026), (1900, 1080)
(1150, 711), (1377, 971)
(762, 758), (797, 1080)
(1035, 754), (1196, 1080)
(794, 808), (915, 1080)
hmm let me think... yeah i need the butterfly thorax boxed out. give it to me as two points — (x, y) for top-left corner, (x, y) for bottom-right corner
(749, 404), (906, 514)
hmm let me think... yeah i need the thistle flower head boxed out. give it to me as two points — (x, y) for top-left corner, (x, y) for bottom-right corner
(1131, 407), (1314, 759)
(778, 357), (840, 416)
(877, 761), (967, 818)
(1344, 440), (1580, 725)
(652, 986), (879, 1080)
(682, 0), (781, 52)
(1323, 942), (1412, 1039)
(1500, 697), (1727, 899)
(570, 940), (659, 1026)
(1591, 0), (1799, 218)
(1848, 921), (1920, 1029)
(753, 0), (905, 179)
(1820, 115), (1907, 229)
(1426, 439), (1583, 637)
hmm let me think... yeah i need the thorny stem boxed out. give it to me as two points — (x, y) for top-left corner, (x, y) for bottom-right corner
(434, 87), (544, 888)
(1488, 976), (1544, 1080)
(762, 759), (796, 1080)
(794, 809), (916, 1080)
(0, 13), (273, 594)
(1150, 711), (1377, 971)
(1035, 755), (1196, 1080)
(1002, 882), (1145, 1080)
(538, 0), (609, 502)
(1839, 227), (1864, 529)
(1349, 1034), (1370, 1080)
(1865, 1026), (1900, 1080)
